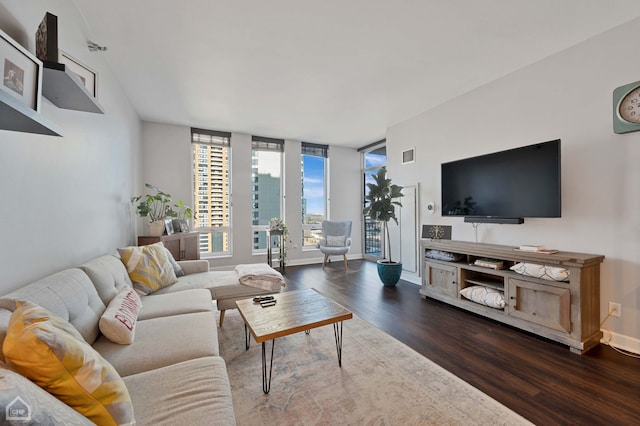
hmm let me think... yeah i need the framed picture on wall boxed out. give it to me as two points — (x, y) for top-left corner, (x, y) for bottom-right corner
(58, 50), (97, 98)
(1, 29), (42, 111)
(35, 12), (58, 63)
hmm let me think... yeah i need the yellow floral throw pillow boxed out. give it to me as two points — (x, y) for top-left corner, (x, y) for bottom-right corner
(2, 301), (135, 426)
(117, 242), (178, 295)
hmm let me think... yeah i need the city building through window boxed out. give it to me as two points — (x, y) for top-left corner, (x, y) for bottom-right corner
(191, 128), (232, 256)
(251, 136), (284, 253)
(301, 142), (328, 248)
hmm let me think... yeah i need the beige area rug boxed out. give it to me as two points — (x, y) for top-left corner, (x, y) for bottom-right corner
(217, 309), (532, 426)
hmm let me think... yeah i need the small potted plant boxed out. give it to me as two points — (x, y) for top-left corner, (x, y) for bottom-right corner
(131, 184), (177, 236)
(363, 167), (404, 286)
(172, 200), (196, 232)
(269, 217), (287, 233)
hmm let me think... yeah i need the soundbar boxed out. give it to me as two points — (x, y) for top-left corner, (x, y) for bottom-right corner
(464, 216), (524, 224)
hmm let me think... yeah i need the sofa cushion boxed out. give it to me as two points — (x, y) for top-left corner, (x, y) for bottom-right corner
(155, 269), (277, 300)
(79, 254), (133, 306)
(152, 270), (239, 298)
(177, 259), (210, 274)
(0, 268), (105, 345)
(214, 286), (276, 311)
(0, 364), (94, 425)
(118, 243), (178, 295)
(138, 289), (213, 320)
(153, 270), (278, 311)
(123, 356), (235, 426)
(326, 235), (347, 247)
(93, 311), (219, 377)
(99, 288), (143, 345)
(2, 302), (135, 425)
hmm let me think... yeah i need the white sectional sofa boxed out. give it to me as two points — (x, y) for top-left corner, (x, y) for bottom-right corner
(0, 250), (284, 425)
(83, 254), (284, 326)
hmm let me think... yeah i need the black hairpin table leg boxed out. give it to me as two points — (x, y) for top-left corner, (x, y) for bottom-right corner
(334, 321), (343, 367)
(262, 339), (275, 394)
(245, 323), (251, 350)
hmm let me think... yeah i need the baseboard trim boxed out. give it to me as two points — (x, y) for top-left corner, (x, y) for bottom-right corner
(400, 273), (420, 286)
(285, 253), (363, 267)
(601, 329), (640, 355)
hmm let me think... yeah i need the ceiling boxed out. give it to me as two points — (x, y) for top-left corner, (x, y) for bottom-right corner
(72, 0), (640, 148)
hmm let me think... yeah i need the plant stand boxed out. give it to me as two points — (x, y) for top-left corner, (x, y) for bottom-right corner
(267, 229), (285, 273)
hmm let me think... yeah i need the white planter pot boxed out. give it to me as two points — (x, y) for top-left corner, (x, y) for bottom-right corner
(148, 220), (165, 237)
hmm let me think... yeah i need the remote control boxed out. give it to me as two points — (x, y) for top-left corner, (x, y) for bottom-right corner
(253, 296), (275, 303)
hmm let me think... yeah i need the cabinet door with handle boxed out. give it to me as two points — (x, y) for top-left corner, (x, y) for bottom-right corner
(180, 233), (200, 260)
(507, 277), (571, 333)
(423, 261), (458, 298)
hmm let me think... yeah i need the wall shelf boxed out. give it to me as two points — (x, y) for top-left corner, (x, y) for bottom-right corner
(42, 62), (104, 114)
(0, 90), (63, 137)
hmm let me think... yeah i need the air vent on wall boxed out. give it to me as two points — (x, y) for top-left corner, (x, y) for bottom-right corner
(402, 148), (415, 165)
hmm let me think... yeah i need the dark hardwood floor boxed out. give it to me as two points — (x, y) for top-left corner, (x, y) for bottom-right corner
(281, 260), (640, 426)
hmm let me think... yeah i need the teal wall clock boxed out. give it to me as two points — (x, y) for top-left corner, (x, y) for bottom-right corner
(613, 80), (640, 134)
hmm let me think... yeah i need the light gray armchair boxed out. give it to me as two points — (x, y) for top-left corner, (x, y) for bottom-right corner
(318, 220), (352, 270)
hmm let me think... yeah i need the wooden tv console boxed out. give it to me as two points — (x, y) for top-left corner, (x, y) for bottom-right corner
(419, 240), (604, 354)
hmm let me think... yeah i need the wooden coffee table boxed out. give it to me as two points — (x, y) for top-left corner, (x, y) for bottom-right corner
(236, 288), (353, 393)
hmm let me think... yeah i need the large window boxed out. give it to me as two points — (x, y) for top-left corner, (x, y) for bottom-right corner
(251, 136), (284, 252)
(191, 128), (232, 256)
(361, 142), (387, 259)
(301, 142), (327, 248)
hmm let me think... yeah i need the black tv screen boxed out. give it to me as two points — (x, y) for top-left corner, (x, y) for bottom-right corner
(441, 139), (561, 219)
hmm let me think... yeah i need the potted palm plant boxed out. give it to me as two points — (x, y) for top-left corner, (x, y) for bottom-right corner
(131, 184), (177, 236)
(363, 167), (404, 286)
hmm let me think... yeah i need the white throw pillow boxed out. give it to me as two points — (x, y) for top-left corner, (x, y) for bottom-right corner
(460, 285), (506, 309)
(510, 262), (570, 282)
(326, 235), (346, 247)
(99, 288), (143, 344)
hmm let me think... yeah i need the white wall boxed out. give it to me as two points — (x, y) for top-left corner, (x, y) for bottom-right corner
(141, 122), (362, 268)
(327, 145), (363, 259)
(387, 19), (640, 350)
(0, 0), (142, 294)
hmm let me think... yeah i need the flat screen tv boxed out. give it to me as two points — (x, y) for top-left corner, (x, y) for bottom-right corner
(441, 139), (561, 223)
